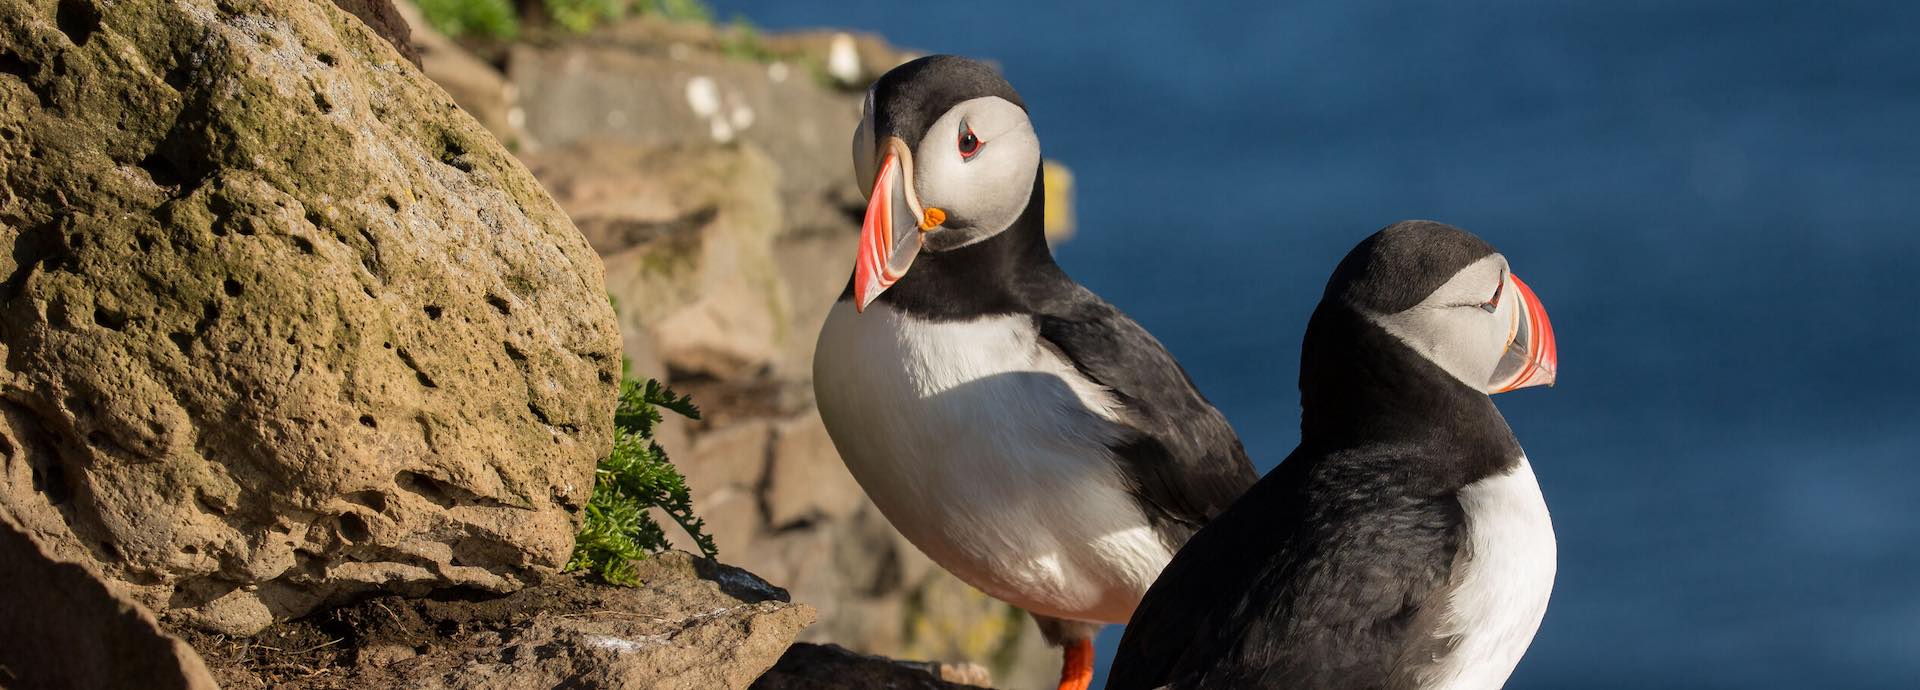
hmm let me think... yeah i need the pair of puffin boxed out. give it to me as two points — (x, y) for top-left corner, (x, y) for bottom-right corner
(813, 55), (1560, 690)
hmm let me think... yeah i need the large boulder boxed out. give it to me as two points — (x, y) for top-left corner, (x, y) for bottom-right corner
(0, 0), (620, 636)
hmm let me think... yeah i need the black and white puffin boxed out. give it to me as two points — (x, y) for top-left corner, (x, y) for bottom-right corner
(1109, 220), (1560, 690)
(811, 55), (1258, 690)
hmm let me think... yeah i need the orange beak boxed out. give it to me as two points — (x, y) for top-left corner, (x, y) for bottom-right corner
(853, 138), (945, 312)
(1488, 273), (1558, 393)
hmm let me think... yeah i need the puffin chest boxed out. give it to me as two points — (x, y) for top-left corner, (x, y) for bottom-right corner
(812, 301), (1173, 621)
(1425, 457), (1558, 689)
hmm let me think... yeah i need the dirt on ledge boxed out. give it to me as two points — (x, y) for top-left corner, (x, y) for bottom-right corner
(177, 552), (815, 690)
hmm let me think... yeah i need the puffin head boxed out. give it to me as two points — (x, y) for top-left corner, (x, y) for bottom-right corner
(848, 55), (1042, 311)
(1323, 220), (1558, 394)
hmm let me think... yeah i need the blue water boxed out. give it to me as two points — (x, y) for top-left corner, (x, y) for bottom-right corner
(716, 1), (1920, 686)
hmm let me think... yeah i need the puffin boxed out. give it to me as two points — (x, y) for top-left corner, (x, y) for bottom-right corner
(1108, 221), (1560, 690)
(812, 55), (1258, 690)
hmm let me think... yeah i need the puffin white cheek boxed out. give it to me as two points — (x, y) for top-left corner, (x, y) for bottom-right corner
(1427, 313), (1481, 385)
(1471, 312), (1512, 384)
(904, 95), (1040, 235)
(913, 137), (1000, 221)
(1372, 308), (1505, 392)
(956, 131), (1040, 228)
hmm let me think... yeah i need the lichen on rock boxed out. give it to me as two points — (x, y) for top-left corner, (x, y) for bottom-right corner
(0, 0), (619, 635)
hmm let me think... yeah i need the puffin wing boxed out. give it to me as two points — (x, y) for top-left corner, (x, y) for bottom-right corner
(1110, 448), (1469, 689)
(1032, 293), (1257, 534)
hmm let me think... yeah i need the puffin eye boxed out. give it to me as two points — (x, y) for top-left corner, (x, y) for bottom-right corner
(958, 122), (982, 160)
(1478, 276), (1505, 313)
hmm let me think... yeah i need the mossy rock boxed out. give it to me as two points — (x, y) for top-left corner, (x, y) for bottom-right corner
(0, 0), (618, 635)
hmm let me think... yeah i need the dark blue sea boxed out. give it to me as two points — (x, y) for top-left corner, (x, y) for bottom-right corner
(718, 1), (1920, 686)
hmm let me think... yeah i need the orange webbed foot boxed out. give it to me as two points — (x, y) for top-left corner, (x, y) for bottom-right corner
(1057, 638), (1094, 690)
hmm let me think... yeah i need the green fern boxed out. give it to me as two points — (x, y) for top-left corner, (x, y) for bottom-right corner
(567, 364), (716, 585)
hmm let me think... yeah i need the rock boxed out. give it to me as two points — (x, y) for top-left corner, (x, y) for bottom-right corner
(755, 30), (919, 90)
(504, 21), (871, 226)
(677, 418), (774, 554)
(328, 0), (418, 66)
(0, 512), (220, 690)
(0, 0), (619, 634)
(522, 140), (791, 383)
(893, 569), (1060, 687)
(752, 643), (990, 689)
(764, 414), (864, 527)
(679, 419), (771, 499)
(389, 0), (527, 149)
(183, 551), (816, 690)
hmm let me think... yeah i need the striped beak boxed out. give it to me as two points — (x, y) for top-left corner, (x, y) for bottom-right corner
(854, 138), (941, 312)
(1488, 273), (1557, 393)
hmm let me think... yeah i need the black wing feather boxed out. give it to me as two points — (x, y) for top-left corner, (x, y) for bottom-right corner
(1032, 288), (1257, 538)
(1109, 445), (1467, 690)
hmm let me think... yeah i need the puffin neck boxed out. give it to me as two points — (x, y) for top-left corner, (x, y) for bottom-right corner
(1297, 303), (1522, 482)
(871, 167), (1059, 320)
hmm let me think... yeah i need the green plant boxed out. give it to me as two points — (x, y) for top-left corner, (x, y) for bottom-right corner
(717, 17), (777, 63)
(566, 367), (716, 585)
(643, 0), (712, 23)
(570, 0), (713, 27)
(543, 0), (625, 32)
(418, 0), (715, 39)
(416, 0), (520, 40)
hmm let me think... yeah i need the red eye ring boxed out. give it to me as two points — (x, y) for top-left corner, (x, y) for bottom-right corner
(958, 123), (982, 159)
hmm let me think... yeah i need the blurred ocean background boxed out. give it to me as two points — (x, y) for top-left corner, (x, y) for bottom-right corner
(717, 1), (1920, 687)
